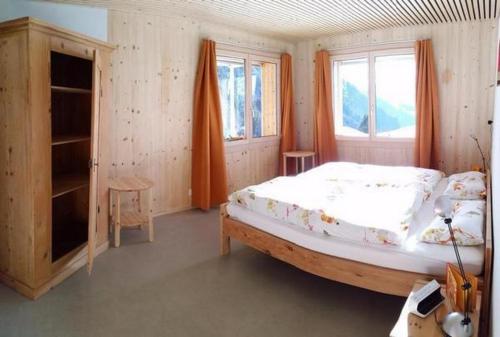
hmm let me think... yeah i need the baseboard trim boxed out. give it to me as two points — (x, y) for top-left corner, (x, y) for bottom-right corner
(153, 205), (193, 218)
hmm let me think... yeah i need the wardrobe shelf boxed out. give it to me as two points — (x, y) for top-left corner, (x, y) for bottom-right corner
(52, 135), (91, 146)
(51, 85), (92, 94)
(52, 174), (89, 198)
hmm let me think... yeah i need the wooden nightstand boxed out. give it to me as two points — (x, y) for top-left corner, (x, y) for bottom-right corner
(390, 280), (481, 337)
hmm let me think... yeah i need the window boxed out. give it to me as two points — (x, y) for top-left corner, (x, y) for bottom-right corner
(333, 58), (369, 137)
(217, 51), (279, 142)
(217, 57), (246, 140)
(252, 62), (278, 138)
(332, 48), (416, 139)
(374, 54), (416, 138)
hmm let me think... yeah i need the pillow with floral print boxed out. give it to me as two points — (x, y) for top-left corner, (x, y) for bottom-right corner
(443, 171), (486, 200)
(420, 200), (485, 246)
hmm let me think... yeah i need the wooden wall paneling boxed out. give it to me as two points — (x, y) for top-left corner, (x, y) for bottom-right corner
(107, 9), (295, 215)
(435, 23), (456, 172)
(28, 30), (53, 286)
(153, 16), (169, 213)
(454, 22), (472, 172)
(225, 146), (251, 193)
(294, 20), (498, 173)
(446, 21), (462, 172)
(159, 17), (196, 213)
(0, 30), (34, 286)
(224, 141), (280, 193)
(109, 12), (157, 212)
(336, 141), (414, 166)
(294, 41), (315, 151)
(465, 22), (481, 172)
(109, 11), (194, 215)
(260, 142), (280, 181)
(467, 21), (485, 170)
(248, 143), (277, 186)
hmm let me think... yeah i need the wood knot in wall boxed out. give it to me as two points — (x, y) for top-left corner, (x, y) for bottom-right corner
(442, 69), (453, 84)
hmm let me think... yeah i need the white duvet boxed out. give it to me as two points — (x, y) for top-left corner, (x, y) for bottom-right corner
(229, 162), (444, 246)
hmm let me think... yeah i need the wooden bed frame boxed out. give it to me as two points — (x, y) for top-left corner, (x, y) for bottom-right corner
(219, 175), (493, 335)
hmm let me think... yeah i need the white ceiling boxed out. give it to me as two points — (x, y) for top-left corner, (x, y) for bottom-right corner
(46, 0), (500, 40)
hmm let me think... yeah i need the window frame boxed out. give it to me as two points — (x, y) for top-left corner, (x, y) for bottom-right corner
(216, 47), (281, 147)
(331, 46), (416, 143)
(216, 54), (247, 141)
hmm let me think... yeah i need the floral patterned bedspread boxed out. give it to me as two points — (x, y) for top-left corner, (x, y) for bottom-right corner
(229, 162), (444, 246)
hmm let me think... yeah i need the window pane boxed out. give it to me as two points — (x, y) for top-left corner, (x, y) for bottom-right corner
(333, 58), (369, 137)
(217, 58), (246, 140)
(375, 54), (416, 138)
(252, 62), (277, 138)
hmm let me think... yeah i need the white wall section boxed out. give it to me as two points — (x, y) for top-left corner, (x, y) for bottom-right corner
(0, 0), (107, 41)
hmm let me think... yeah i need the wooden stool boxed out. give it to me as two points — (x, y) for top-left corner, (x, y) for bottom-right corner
(283, 150), (316, 176)
(109, 176), (154, 247)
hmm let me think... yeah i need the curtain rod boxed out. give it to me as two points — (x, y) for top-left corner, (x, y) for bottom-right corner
(214, 41), (286, 54)
(326, 39), (418, 52)
(213, 38), (419, 53)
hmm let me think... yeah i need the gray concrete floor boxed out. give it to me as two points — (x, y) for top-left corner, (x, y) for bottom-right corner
(0, 209), (406, 337)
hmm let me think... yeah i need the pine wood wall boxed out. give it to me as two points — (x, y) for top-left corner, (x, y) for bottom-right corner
(107, 9), (294, 215)
(295, 20), (499, 174)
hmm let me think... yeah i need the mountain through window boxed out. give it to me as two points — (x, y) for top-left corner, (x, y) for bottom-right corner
(332, 48), (416, 140)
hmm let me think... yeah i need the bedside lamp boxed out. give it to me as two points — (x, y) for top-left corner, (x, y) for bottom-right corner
(434, 195), (473, 337)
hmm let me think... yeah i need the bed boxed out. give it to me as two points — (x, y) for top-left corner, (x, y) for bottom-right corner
(219, 162), (492, 330)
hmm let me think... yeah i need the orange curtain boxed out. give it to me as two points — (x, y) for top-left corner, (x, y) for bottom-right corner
(279, 53), (297, 175)
(314, 50), (337, 165)
(191, 40), (228, 210)
(414, 39), (441, 169)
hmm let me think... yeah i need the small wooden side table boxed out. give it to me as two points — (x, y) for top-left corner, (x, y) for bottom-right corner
(390, 280), (481, 337)
(283, 150), (316, 176)
(109, 176), (154, 247)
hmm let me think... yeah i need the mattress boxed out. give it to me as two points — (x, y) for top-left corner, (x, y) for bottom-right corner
(229, 162), (444, 246)
(227, 178), (484, 276)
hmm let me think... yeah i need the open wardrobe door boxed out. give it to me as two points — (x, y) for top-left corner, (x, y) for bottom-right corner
(87, 49), (101, 273)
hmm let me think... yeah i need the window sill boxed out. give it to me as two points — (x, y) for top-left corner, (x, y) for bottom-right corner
(224, 136), (246, 142)
(250, 135), (281, 144)
(224, 138), (248, 147)
(224, 135), (281, 151)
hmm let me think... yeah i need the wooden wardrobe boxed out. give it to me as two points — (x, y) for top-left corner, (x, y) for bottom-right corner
(0, 17), (113, 299)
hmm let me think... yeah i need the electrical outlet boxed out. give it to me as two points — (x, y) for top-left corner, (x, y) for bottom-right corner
(188, 188), (192, 196)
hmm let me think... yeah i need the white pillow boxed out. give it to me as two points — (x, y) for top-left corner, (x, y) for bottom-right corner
(443, 171), (486, 200)
(420, 200), (485, 246)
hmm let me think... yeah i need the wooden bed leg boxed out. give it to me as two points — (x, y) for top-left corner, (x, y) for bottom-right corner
(220, 231), (231, 256)
(220, 203), (231, 256)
